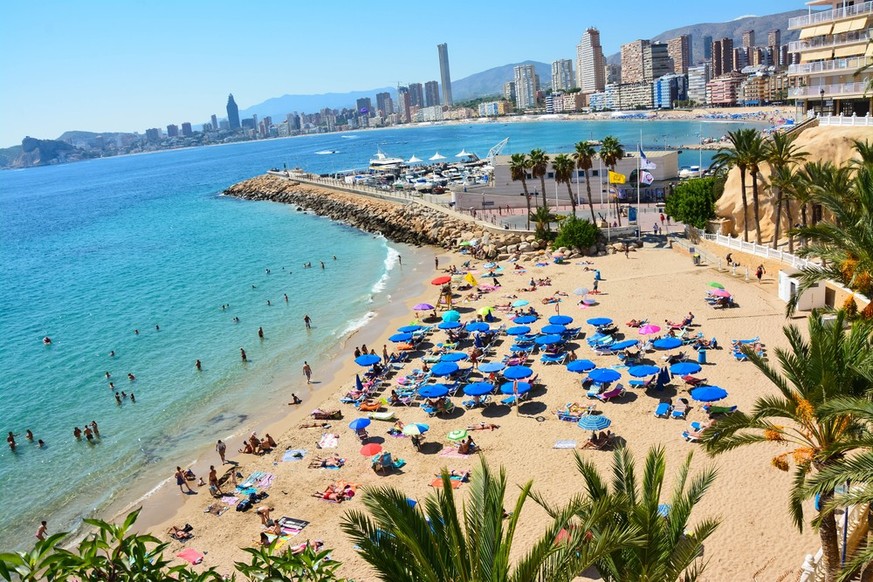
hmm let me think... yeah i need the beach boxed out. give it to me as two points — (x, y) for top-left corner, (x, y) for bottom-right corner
(143, 235), (817, 581)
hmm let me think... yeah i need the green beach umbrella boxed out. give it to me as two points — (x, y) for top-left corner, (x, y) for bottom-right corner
(708, 282), (724, 289)
(447, 429), (468, 441)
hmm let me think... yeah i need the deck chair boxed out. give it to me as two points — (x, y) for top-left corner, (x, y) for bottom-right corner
(596, 384), (625, 402)
(703, 404), (737, 417)
(682, 375), (708, 387)
(629, 376), (655, 389)
(654, 399), (672, 418)
(540, 352), (567, 365)
(671, 397), (690, 419)
(682, 430), (701, 442)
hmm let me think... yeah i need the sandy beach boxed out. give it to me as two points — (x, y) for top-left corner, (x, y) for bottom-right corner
(136, 234), (818, 581)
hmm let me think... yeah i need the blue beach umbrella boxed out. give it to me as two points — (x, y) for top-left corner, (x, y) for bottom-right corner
(514, 315), (537, 324)
(503, 365), (533, 380)
(354, 354), (381, 367)
(348, 418), (371, 431)
(478, 361), (505, 373)
(653, 337), (683, 350)
(397, 324), (422, 333)
(690, 386), (728, 402)
(610, 339), (639, 350)
(566, 359), (596, 373)
(535, 334), (563, 346)
(577, 415), (612, 431)
(355, 374), (364, 392)
(588, 368), (621, 383)
(463, 382), (494, 396)
(442, 310), (461, 322)
(671, 362), (702, 376)
(440, 352), (468, 362)
(512, 299), (529, 308)
(483, 262), (498, 269)
(438, 321), (462, 330)
(499, 381), (532, 394)
(549, 315), (573, 325)
(506, 326), (531, 336)
(465, 322), (490, 332)
(419, 384), (450, 398)
(628, 365), (660, 377)
(658, 504), (671, 517)
(389, 332), (413, 343)
(587, 317), (613, 326)
(541, 324), (567, 334)
(656, 366), (672, 389)
(431, 362), (460, 377)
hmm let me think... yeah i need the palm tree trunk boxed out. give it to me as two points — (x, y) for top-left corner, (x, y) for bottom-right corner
(785, 199), (795, 253)
(772, 187), (783, 249)
(584, 170), (596, 223)
(566, 182), (576, 218)
(612, 166), (622, 227)
(801, 204), (809, 248)
(819, 494), (842, 582)
(522, 180), (532, 230)
(540, 177), (548, 211)
(740, 170), (749, 242)
(751, 171), (762, 245)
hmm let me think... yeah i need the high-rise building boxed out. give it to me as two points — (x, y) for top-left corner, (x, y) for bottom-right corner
(355, 97), (372, 116)
(734, 47), (749, 70)
(666, 35), (692, 74)
(424, 81), (440, 107)
(181, 122), (193, 137)
(767, 29), (783, 67)
(643, 43), (672, 82)
(166, 124), (179, 138)
(503, 81), (516, 102)
(652, 74), (687, 109)
(712, 38), (734, 76)
(687, 63), (711, 104)
(768, 29), (781, 49)
(145, 128), (161, 142)
(576, 28), (606, 93)
(514, 64), (538, 109)
(437, 43), (453, 107)
(409, 83), (424, 108)
(742, 30), (755, 49)
(376, 92), (393, 116)
(621, 39), (648, 84)
(703, 36), (713, 60)
(604, 63), (620, 85)
(551, 59), (574, 92)
(210, 114), (218, 132)
(397, 86), (411, 123)
(226, 94), (240, 130)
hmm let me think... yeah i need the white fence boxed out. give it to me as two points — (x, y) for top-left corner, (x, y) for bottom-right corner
(699, 231), (817, 270)
(819, 113), (873, 127)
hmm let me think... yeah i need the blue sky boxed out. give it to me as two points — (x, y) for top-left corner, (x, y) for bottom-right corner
(0, 0), (803, 146)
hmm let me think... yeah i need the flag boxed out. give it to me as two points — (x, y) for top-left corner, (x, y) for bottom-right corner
(638, 145), (656, 170)
(608, 171), (626, 184)
(464, 273), (478, 287)
(640, 171), (655, 186)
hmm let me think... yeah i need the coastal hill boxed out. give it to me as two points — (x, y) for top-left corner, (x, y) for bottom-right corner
(452, 60), (550, 102)
(0, 137), (91, 169)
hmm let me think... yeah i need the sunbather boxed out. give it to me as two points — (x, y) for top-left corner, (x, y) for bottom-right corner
(298, 421), (330, 429)
(436, 469), (471, 481)
(168, 525), (193, 541)
(467, 422), (500, 431)
(309, 455), (344, 469)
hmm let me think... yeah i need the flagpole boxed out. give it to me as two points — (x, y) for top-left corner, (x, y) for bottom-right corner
(637, 130), (642, 241)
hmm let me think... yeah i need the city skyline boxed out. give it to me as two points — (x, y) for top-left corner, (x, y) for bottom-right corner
(0, 0), (803, 146)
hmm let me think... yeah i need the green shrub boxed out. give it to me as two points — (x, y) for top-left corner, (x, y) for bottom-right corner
(665, 177), (718, 229)
(554, 216), (600, 250)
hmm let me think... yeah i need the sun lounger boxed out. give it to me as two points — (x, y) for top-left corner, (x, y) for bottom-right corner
(462, 395), (491, 409)
(501, 392), (529, 407)
(682, 430), (701, 442)
(671, 398), (690, 419)
(682, 375), (708, 387)
(629, 376), (654, 389)
(372, 452), (406, 475)
(368, 411), (396, 421)
(654, 400), (672, 418)
(540, 352), (567, 365)
(731, 337), (759, 346)
(596, 384), (625, 402)
(703, 404), (737, 417)
(663, 352), (687, 364)
(357, 399), (383, 412)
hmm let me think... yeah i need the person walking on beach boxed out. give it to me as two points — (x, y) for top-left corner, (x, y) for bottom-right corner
(755, 264), (766, 283)
(240, 348), (248, 363)
(175, 466), (194, 494)
(208, 465), (223, 495)
(303, 315), (312, 330)
(303, 362), (312, 384)
(434, 257), (439, 270)
(382, 344), (389, 362)
(35, 521), (47, 541)
(216, 439), (227, 464)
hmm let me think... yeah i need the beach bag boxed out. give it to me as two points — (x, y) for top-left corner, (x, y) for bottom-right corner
(236, 499), (252, 512)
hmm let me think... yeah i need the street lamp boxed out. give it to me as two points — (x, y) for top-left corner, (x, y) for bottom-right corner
(820, 88), (825, 117)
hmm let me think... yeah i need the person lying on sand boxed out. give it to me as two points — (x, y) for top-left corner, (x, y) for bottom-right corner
(298, 422), (331, 429)
(467, 422), (499, 431)
(435, 469), (471, 481)
(168, 525), (193, 541)
(309, 455), (345, 469)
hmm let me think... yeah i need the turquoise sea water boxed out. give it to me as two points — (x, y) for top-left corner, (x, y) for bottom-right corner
(0, 119), (759, 549)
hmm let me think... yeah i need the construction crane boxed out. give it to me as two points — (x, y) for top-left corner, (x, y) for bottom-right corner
(484, 137), (509, 164)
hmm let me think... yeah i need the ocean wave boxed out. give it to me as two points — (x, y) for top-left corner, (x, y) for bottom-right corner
(370, 243), (400, 295)
(339, 310), (376, 338)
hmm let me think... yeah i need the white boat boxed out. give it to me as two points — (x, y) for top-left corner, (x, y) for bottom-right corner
(369, 148), (404, 170)
(679, 166), (703, 179)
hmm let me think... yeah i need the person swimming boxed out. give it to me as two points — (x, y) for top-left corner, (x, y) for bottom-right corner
(195, 359), (202, 371)
(42, 337), (52, 345)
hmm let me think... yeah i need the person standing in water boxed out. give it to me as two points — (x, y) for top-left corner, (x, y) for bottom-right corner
(240, 348), (247, 363)
(303, 315), (312, 330)
(302, 362), (312, 384)
(195, 359), (202, 371)
(35, 521), (47, 541)
(258, 327), (264, 340)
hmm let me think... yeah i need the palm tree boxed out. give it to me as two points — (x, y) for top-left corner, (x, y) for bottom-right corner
(510, 153), (532, 230)
(769, 165), (803, 253)
(850, 138), (873, 168)
(765, 132), (808, 248)
(599, 136), (625, 226)
(235, 544), (345, 582)
(529, 148), (551, 214)
(702, 312), (873, 582)
(535, 445), (719, 582)
(745, 131), (767, 244)
(552, 153), (577, 218)
(711, 129), (753, 242)
(573, 140), (598, 223)
(342, 459), (637, 582)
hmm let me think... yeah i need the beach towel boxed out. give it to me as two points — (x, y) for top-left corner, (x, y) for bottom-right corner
(256, 473), (275, 489)
(220, 496), (239, 506)
(318, 433), (339, 449)
(235, 487), (256, 497)
(278, 517), (310, 536)
(176, 548), (204, 565)
(239, 471), (264, 489)
(430, 478), (463, 489)
(553, 440), (577, 449)
(282, 449), (307, 462)
(438, 448), (470, 459)
(204, 503), (227, 516)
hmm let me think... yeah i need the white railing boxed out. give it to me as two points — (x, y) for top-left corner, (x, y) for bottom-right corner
(790, 81), (870, 98)
(789, 56), (872, 75)
(788, 31), (870, 53)
(789, 1), (873, 29)
(699, 231), (817, 270)
(819, 113), (873, 126)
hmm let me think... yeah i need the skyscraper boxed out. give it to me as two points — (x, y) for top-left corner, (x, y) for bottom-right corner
(437, 43), (453, 107)
(409, 83), (424, 108)
(210, 114), (218, 132)
(397, 86), (411, 123)
(712, 38), (734, 76)
(551, 59), (574, 92)
(703, 36), (713, 60)
(226, 94), (240, 130)
(621, 40), (648, 84)
(375, 92), (393, 116)
(643, 43), (672, 82)
(742, 30), (755, 49)
(666, 35), (692, 74)
(514, 64), (538, 109)
(181, 122), (193, 137)
(166, 124), (179, 138)
(576, 28), (606, 93)
(424, 81), (440, 107)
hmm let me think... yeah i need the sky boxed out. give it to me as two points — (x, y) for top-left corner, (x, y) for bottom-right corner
(0, 0), (804, 147)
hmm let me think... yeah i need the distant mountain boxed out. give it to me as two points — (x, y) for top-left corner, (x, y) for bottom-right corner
(240, 88), (395, 120)
(605, 10), (806, 65)
(451, 60), (551, 102)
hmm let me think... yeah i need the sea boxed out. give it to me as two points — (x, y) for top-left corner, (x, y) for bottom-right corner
(0, 118), (762, 549)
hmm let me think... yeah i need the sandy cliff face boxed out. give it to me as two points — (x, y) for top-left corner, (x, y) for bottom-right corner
(715, 125), (872, 242)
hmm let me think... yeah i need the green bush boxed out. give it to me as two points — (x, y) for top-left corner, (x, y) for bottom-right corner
(554, 216), (600, 250)
(664, 177), (718, 229)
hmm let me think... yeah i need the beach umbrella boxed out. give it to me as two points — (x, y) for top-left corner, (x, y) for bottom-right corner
(550, 315), (573, 325)
(355, 374), (364, 392)
(407, 155), (422, 164)
(478, 306), (495, 317)
(389, 332), (414, 342)
(573, 287), (589, 296)
(577, 415), (612, 431)
(437, 321), (462, 330)
(499, 381), (532, 394)
(349, 418), (371, 431)
(512, 299), (529, 308)
(656, 366), (671, 389)
(440, 352), (468, 362)
(419, 384), (450, 398)
(535, 334), (563, 346)
(658, 504), (671, 517)
(465, 322), (490, 332)
(506, 326), (531, 336)
(710, 289), (731, 298)
(628, 365), (660, 377)
(610, 339), (639, 351)
(587, 317), (613, 326)
(566, 359), (596, 373)
(360, 443), (382, 456)
(447, 429), (468, 441)
(671, 362), (702, 376)
(582, 298), (598, 306)
(402, 423), (429, 436)
(483, 262), (497, 269)
(588, 368), (621, 383)
(431, 276), (451, 285)
(442, 310), (461, 322)
(354, 354), (381, 367)
(503, 365), (533, 379)
(653, 337), (682, 350)
(431, 362), (459, 377)
(478, 362), (505, 373)
(397, 324), (422, 333)
(514, 315), (537, 324)
(708, 282), (724, 289)
(463, 382), (494, 396)
(413, 303), (434, 311)
(690, 386), (728, 402)
(429, 152), (447, 161)
(541, 324), (566, 334)
(639, 324), (661, 335)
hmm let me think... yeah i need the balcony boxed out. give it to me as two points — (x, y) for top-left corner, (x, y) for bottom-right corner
(788, 31), (871, 53)
(789, 1), (873, 29)
(788, 55), (873, 75)
(789, 81), (870, 99)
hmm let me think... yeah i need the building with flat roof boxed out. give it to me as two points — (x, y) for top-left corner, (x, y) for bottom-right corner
(408, 83), (424, 108)
(621, 39), (648, 84)
(712, 38), (735, 76)
(181, 122), (193, 137)
(437, 43), (453, 107)
(644, 43), (672, 82)
(514, 64), (539, 109)
(687, 63), (711, 104)
(376, 92), (393, 117)
(667, 34), (692, 74)
(551, 59), (574, 92)
(653, 74), (687, 108)
(424, 81), (440, 107)
(707, 72), (746, 106)
(503, 81), (516, 102)
(577, 28), (606, 93)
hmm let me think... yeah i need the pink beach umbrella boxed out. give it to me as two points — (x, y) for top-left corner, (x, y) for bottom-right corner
(413, 303), (435, 311)
(710, 289), (731, 298)
(639, 324), (661, 335)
